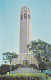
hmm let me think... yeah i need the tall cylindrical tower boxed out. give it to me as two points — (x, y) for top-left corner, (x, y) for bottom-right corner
(20, 7), (32, 53)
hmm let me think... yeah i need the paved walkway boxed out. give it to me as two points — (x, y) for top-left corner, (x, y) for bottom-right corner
(49, 77), (51, 80)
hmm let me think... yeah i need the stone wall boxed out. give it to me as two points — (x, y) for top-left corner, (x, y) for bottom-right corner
(10, 67), (41, 74)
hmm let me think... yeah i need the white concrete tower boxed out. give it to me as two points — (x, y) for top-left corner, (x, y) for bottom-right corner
(20, 7), (32, 53)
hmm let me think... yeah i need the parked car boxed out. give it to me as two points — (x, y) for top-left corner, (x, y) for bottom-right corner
(42, 69), (51, 76)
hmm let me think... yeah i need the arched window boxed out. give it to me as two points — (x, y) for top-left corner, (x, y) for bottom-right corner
(24, 8), (27, 11)
(24, 13), (27, 19)
(21, 14), (23, 20)
(28, 14), (30, 19)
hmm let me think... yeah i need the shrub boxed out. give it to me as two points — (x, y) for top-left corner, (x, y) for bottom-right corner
(0, 73), (49, 80)
(39, 62), (48, 71)
(15, 64), (23, 69)
(0, 64), (16, 75)
(29, 64), (39, 70)
(1, 64), (10, 75)
(13, 76), (19, 80)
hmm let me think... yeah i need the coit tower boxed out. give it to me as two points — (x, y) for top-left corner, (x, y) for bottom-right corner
(20, 7), (32, 53)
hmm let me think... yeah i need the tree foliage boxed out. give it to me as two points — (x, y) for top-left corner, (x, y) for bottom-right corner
(27, 39), (51, 70)
(3, 52), (18, 65)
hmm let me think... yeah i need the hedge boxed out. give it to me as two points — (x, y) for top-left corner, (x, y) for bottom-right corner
(0, 73), (49, 80)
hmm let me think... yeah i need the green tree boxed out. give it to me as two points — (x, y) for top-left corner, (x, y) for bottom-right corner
(3, 52), (18, 65)
(27, 39), (51, 70)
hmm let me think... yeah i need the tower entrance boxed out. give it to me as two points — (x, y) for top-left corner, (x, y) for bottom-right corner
(23, 60), (29, 66)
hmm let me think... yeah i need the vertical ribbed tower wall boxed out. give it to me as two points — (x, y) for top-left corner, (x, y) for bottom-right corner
(20, 7), (32, 53)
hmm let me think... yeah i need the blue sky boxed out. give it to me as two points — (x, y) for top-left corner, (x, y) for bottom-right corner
(0, 0), (51, 65)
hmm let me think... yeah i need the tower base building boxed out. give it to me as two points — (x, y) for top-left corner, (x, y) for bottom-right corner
(12, 53), (38, 67)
